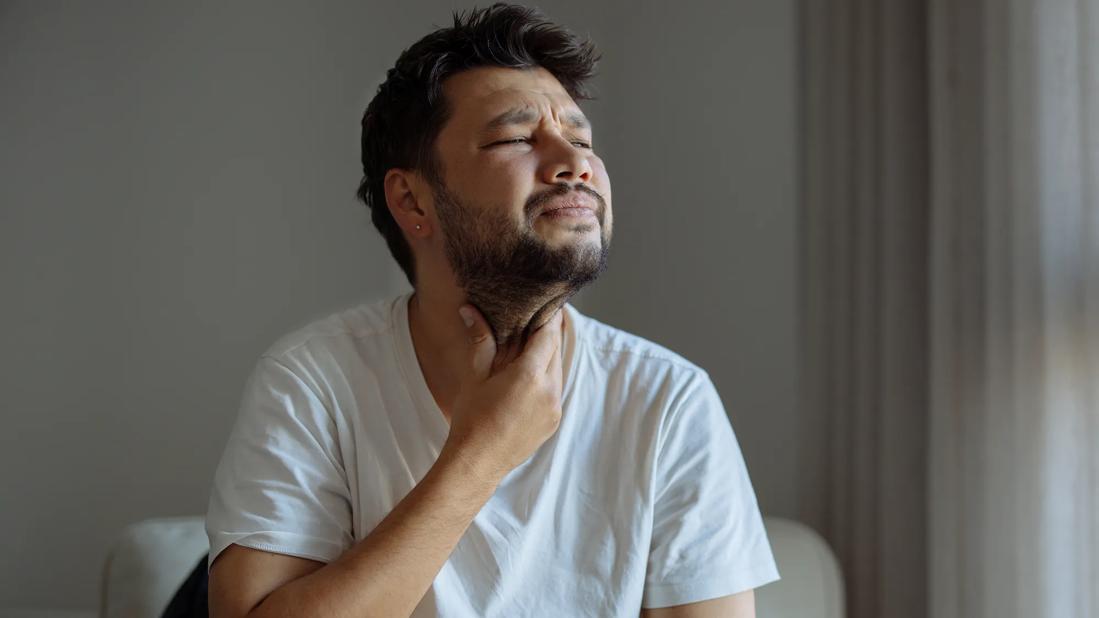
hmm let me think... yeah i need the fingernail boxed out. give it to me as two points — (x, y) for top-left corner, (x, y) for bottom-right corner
(458, 306), (474, 328)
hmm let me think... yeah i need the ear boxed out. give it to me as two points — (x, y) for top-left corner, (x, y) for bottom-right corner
(384, 168), (431, 238)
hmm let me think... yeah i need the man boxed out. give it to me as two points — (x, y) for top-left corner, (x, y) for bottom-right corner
(205, 3), (779, 617)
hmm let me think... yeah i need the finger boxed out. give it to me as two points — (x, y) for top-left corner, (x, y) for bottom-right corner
(546, 321), (564, 396)
(459, 304), (496, 380)
(516, 308), (563, 375)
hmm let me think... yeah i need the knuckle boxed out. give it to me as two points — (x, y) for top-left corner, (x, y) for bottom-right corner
(539, 387), (559, 407)
(544, 407), (563, 428)
(517, 364), (540, 381)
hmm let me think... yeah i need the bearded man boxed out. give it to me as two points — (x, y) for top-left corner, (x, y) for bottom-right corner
(205, 4), (779, 617)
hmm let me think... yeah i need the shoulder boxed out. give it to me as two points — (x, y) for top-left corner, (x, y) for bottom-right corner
(246, 294), (405, 401)
(260, 294), (400, 363)
(567, 304), (712, 398)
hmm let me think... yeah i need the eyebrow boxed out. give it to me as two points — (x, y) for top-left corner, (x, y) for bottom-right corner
(480, 106), (591, 135)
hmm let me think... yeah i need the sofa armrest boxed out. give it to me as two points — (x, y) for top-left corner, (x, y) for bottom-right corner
(100, 516), (209, 618)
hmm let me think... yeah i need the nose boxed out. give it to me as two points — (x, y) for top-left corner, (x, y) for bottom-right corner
(539, 132), (593, 185)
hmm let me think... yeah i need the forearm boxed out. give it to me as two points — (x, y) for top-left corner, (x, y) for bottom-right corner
(248, 446), (501, 618)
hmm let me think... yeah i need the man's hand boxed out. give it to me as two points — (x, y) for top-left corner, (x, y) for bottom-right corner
(443, 304), (566, 484)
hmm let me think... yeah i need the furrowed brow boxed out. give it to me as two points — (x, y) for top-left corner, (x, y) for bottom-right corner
(480, 106), (591, 136)
(564, 111), (591, 131)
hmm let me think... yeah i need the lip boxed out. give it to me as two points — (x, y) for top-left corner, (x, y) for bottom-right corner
(538, 195), (597, 217)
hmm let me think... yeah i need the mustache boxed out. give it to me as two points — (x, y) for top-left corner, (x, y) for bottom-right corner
(525, 183), (606, 221)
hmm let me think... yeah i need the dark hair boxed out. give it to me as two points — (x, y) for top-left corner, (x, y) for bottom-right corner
(355, 2), (601, 287)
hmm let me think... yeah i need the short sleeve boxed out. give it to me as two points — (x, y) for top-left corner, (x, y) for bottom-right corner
(643, 370), (780, 608)
(205, 355), (353, 572)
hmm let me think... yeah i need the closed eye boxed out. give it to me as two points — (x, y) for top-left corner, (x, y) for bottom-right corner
(493, 137), (593, 149)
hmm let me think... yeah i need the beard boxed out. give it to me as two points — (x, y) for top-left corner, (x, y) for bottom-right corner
(430, 178), (611, 345)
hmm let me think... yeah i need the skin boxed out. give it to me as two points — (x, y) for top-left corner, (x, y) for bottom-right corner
(209, 65), (755, 617)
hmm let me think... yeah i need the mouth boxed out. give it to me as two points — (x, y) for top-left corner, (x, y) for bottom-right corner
(538, 195), (598, 219)
(540, 207), (597, 220)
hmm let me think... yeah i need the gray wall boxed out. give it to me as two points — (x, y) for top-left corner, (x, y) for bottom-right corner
(0, 0), (796, 610)
(578, 0), (798, 519)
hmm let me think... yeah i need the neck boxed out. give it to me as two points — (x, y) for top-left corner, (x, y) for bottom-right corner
(406, 285), (572, 419)
(468, 285), (576, 350)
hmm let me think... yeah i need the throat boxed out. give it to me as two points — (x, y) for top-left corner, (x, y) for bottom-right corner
(470, 288), (574, 349)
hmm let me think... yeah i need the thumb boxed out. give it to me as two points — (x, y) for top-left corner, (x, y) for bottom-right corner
(459, 304), (496, 380)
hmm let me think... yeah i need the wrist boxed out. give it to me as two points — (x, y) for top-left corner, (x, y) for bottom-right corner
(437, 438), (507, 490)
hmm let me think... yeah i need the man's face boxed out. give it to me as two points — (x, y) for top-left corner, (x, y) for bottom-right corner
(425, 65), (613, 322)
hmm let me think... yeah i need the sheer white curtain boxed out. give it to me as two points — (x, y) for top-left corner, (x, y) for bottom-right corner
(802, 0), (1097, 616)
(928, 1), (1099, 617)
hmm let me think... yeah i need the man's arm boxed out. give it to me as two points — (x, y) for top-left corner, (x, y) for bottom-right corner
(209, 306), (566, 618)
(640, 589), (756, 618)
(210, 444), (501, 618)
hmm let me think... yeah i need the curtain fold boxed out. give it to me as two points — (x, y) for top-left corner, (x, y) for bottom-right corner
(928, 0), (1099, 616)
(797, 2), (929, 617)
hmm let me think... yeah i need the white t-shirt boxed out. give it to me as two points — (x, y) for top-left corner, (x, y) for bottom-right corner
(206, 291), (779, 615)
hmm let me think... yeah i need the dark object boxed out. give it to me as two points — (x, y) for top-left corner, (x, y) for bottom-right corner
(161, 554), (209, 618)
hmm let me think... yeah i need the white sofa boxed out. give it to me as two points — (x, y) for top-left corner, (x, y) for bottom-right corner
(100, 515), (843, 617)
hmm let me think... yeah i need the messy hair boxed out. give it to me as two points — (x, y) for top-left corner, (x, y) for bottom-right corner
(355, 2), (601, 286)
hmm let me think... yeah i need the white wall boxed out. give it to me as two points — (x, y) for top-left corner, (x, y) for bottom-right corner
(0, 0), (796, 610)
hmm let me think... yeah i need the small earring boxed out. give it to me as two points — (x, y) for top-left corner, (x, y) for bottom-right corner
(415, 224), (422, 230)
